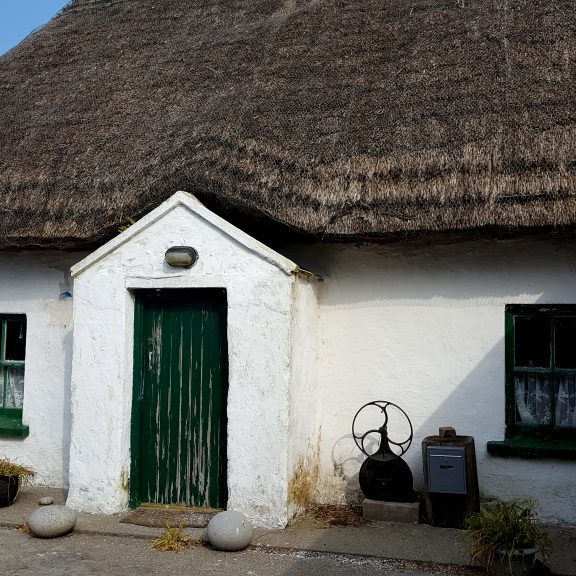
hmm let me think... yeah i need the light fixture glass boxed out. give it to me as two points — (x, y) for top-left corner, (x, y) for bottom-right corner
(164, 246), (198, 268)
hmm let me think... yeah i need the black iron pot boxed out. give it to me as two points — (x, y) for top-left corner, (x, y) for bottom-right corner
(0, 475), (19, 507)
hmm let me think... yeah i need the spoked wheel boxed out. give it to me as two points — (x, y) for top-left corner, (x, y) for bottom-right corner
(352, 401), (417, 502)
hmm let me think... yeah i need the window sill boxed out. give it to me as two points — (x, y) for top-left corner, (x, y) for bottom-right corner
(487, 437), (576, 459)
(0, 414), (29, 438)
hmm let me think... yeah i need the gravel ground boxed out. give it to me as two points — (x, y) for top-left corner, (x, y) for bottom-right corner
(0, 527), (478, 576)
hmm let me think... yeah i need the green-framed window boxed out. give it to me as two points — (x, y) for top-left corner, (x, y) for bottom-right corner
(505, 305), (576, 441)
(0, 315), (28, 437)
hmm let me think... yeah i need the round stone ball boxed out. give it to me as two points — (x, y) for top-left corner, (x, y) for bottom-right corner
(38, 496), (54, 506)
(207, 511), (253, 551)
(27, 505), (77, 538)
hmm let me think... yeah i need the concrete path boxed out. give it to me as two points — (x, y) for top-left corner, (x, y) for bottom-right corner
(0, 528), (474, 576)
(1, 488), (575, 576)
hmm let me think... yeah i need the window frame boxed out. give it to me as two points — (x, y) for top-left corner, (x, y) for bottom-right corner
(505, 304), (576, 442)
(0, 314), (28, 437)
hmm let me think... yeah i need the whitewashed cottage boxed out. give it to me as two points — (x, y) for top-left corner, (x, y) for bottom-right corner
(0, 0), (575, 526)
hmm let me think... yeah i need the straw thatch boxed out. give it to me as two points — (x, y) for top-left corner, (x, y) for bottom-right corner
(0, 0), (574, 249)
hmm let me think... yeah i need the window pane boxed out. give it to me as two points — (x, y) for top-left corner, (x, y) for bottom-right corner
(556, 376), (576, 428)
(515, 316), (551, 368)
(5, 366), (25, 408)
(4, 319), (26, 361)
(555, 317), (576, 369)
(515, 373), (552, 425)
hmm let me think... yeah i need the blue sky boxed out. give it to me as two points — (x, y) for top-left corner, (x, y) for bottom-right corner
(0, 0), (70, 56)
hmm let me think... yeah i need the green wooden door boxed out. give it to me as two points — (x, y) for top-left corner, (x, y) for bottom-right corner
(131, 289), (228, 509)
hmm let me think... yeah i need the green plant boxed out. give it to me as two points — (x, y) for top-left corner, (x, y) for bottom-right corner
(118, 218), (136, 233)
(151, 523), (190, 552)
(0, 458), (35, 485)
(465, 500), (551, 574)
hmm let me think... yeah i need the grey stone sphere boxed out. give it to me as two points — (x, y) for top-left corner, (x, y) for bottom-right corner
(27, 505), (77, 538)
(207, 511), (253, 551)
(38, 496), (54, 506)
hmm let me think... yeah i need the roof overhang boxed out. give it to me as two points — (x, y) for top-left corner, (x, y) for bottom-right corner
(71, 191), (312, 278)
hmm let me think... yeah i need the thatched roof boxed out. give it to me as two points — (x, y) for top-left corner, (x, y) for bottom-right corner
(1, 0), (574, 249)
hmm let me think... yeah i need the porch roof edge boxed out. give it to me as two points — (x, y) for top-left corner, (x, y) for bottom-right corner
(71, 191), (300, 277)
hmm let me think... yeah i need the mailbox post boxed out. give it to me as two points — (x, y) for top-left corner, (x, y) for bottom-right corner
(422, 427), (479, 529)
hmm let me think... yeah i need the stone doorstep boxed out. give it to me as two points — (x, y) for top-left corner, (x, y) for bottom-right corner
(119, 505), (218, 528)
(362, 499), (420, 524)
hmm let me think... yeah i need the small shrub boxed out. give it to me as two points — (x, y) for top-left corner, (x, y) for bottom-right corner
(151, 523), (190, 552)
(465, 500), (551, 573)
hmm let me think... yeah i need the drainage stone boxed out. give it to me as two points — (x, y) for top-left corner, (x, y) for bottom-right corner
(27, 505), (77, 538)
(207, 511), (253, 551)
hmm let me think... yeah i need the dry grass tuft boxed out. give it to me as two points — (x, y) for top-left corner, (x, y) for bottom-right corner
(151, 523), (191, 552)
(0, 458), (35, 485)
(16, 523), (30, 534)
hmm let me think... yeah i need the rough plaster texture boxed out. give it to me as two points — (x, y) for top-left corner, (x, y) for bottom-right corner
(67, 193), (313, 527)
(281, 237), (576, 524)
(9, 203), (574, 525)
(0, 251), (84, 487)
(287, 276), (320, 519)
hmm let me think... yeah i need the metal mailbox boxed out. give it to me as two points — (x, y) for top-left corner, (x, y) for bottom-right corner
(427, 446), (467, 494)
(422, 429), (479, 528)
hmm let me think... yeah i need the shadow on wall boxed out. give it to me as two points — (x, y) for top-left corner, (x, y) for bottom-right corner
(328, 307), (576, 521)
(330, 332), (576, 523)
(330, 434), (364, 506)
(412, 337), (506, 460)
(61, 328), (73, 486)
(308, 238), (576, 521)
(328, 338), (505, 498)
(282, 240), (566, 305)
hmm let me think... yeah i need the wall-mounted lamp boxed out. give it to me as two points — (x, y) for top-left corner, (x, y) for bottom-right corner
(164, 246), (199, 268)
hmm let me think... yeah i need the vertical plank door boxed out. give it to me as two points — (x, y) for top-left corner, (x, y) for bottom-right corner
(131, 289), (228, 509)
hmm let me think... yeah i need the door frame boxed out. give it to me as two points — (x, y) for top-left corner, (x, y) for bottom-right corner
(129, 288), (228, 509)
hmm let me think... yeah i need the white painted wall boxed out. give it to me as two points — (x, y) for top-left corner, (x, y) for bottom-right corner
(0, 251), (84, 487)
(10, 202), (571, 525)
(281, 237), (576, 524)
(67, 194), (303, 527)
(8, 203), (574, 526)
(287, 275), (320, 519)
